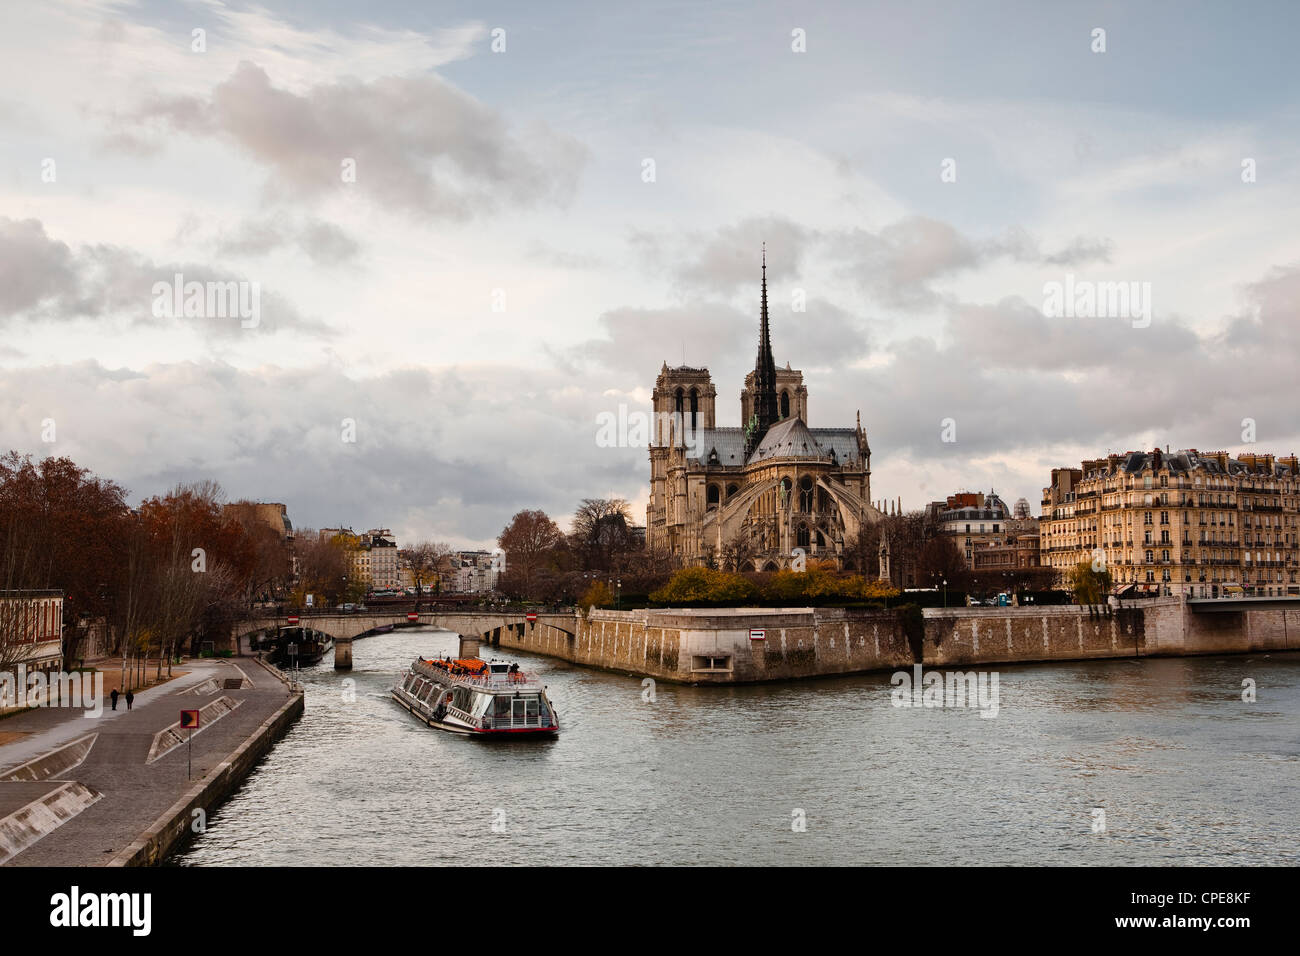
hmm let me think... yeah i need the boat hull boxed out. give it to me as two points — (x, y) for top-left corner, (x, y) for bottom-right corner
(391, 689), (559, 738)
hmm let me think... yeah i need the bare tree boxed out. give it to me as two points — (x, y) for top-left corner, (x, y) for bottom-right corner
(571, 498), (637, 571)
(406, 540), (453, 605)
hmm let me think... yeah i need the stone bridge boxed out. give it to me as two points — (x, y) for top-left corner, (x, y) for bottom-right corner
(233, 610), (579, 669)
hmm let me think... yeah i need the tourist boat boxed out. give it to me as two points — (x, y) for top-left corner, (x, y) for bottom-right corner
(392, 655), (559, 737)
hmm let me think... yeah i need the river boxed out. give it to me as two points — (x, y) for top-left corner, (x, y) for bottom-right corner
(175, 627), (1300, 865)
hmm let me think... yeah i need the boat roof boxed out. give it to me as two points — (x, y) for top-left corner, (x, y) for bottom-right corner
(411, 656), (544, 692)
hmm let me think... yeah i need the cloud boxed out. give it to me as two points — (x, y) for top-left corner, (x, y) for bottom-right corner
(214, 215), (362, 266)
(818, 264), (1300, 472)
(0, 359), (650, 546)
(123, 61), (588, 218)
(572, 302), (754, 378)
(0, 216), (330, 338)
(673, 217), (816, 293)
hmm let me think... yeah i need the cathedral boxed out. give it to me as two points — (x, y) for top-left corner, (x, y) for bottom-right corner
(646, 251), (879, 570)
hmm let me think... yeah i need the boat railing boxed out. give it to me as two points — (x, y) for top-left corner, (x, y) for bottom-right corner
(482, 712), (554, 730)
(413, 662), (541, 689)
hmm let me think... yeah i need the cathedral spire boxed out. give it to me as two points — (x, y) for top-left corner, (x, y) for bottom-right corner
(747, 245), (780, 457)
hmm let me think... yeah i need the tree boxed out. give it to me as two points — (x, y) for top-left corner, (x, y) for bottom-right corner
(579, 580), (614, 612)
(1066, 561), (1112, 606)
(916, 535), (969, 592)
(135, 481), (252, 676)
(570, 498), (638, 571)
(293, 530), (349, 606)
(0, 452), (129, 667)
(406, 540), (453, 604)
(498, 510), (563, 598)
(650, 567), (758, 604)
(225, 501), (291, 602)
(720, 531), (756, 572)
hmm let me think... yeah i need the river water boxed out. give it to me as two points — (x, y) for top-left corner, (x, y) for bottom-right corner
(175, 627), (1300, 866)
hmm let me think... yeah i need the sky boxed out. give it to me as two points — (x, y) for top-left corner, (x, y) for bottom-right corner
(3, 0), (1300, 548)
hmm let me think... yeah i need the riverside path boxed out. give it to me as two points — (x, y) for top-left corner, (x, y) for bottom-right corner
(0, 656), (302, 866)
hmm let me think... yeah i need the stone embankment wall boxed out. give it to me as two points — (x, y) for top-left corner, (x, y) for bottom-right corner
(489, 607), (913, 683)
(922, 597), (1298, 667)
(488, 598), (1298, 681)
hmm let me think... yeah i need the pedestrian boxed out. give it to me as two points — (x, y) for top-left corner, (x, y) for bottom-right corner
(125, 689), (134, 711)
(110, 688), (119, 711)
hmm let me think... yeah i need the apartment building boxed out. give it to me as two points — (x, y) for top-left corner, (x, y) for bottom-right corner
(1040, 448), (1300, 597)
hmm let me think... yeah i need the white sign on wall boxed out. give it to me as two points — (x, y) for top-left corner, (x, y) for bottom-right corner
(749, 628), (766, 641)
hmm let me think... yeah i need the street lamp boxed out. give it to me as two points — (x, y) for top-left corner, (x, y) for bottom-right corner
(942, 577), (948, 609)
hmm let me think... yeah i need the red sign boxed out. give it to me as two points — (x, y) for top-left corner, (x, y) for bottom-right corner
(525, 613), (538, 623)
(180, 709), (201, 729)
(407, 612), (419, 622)
(749, 628), (766, 641)
(287, 615), (300, 625)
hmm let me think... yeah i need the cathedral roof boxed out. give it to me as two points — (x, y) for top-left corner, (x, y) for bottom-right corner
(687, 423), (863, 467)
(748, 417), (827, 464)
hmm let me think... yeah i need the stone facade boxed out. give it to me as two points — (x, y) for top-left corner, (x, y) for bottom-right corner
(1040, 448), (1300, 597)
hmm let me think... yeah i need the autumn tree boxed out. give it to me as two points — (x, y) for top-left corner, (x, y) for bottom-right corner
(1066, 561), (1112, 606)
(498, 509), (563, 597)
(292, 531), (350, 606)
(225, 501), (291, 601)
(0, 452), (129, 665)
(406, 540), (453, 604)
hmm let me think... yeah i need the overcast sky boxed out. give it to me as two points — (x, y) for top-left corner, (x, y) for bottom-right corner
(3, 0), (1300, 547)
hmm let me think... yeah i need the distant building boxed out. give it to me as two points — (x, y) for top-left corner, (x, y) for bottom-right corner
(927, 490), (1032, 569)
(971, 524), (1042, 572)
(1040, 448), (1300, 597)
(0, 590), (64, 682)
(446, 551), (500, 594)
(224, 501), (293, 539)
(364, 529), (400, 590)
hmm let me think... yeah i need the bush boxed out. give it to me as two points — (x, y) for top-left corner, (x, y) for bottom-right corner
(650, 567), (758, 604)
(580, 580), (614, 612)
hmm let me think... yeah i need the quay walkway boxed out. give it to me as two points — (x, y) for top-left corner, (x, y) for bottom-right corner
(0, 657), (302, 866)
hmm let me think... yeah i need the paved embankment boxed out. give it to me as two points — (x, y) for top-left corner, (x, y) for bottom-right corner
(0, 657), (302, 866)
